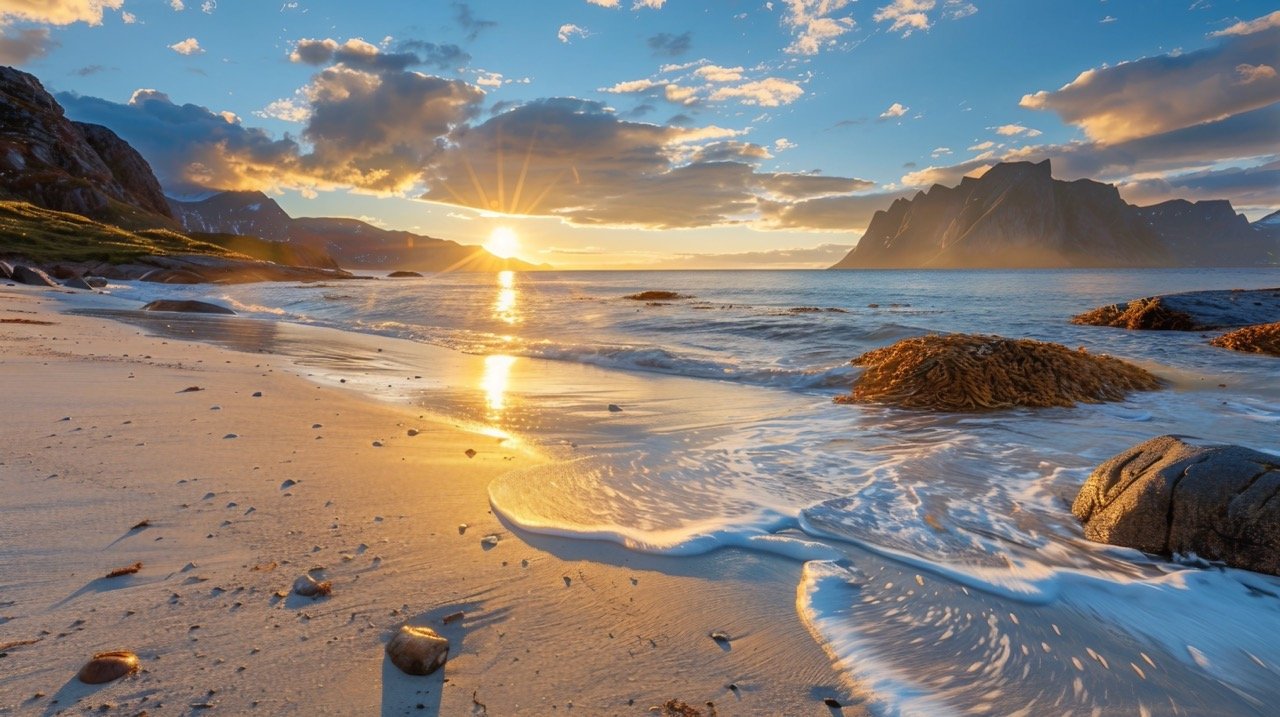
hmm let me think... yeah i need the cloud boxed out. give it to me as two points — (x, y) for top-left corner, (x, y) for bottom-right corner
(0, 0), (123, 25)
(73, 64), (109, 76)
(968, 140), (995, 151)
(648, 243), (856, 269)
(708, 77), (804, 107)
(874, 0), (936, 37)
(255, 98), (309, 123)
(647, 31), (691, 57)
(121, 11), (135, 23)
(774, 137), (796, 151)
(169, 37), (204, 55)
(694, 64), (744, 82)
(782, 0), (856, 55)
(993, 123), (1041, 137)
(585, 0), (618, 6)
(0, 27), (55, 64)
(878, 102), (908, 119)
(291, 38), (469, 73)
(1209, 10), (1280, 37)
(452, 2), (496, 40)
(1118, 160), (1280, 208)
(201, 0), (216, 13)
(944, 0), (977, 20)
(1236, 63), (1277, 84)
(557, 23), (589, 43)
(1020, 20), (1280, 143)
(931, 146), (951, 157)
(170, 0), (184, 10)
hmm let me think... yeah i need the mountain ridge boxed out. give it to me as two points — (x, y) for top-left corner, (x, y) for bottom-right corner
(832, 160), (1277, 269)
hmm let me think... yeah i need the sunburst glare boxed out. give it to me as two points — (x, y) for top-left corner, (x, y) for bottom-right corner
(485, 227), (519, 259)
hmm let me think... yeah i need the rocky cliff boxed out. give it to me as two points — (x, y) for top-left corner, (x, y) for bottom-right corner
(0, 65), (172, 224)
(833, 160), (1171, 269)
(833, 160), (1277, 269)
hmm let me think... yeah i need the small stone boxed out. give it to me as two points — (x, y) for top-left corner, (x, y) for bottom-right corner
(386, 625), (449, 676)
(252, 391), (263, 397)
(464, 449), (476, 458)
(709, 631), (731, 644)
(608, 404), (623, 412)
(223, 433), (238, 440)
(292, 574), (332, 598)
(442, 611), (465, 625)
(372, 441), (384, 447)
(480, 535), (499, 549)
(457, 524), (468, 535)
(407, 428), (420, 437)
(823, 697), (843, 708)
(77, 651), (139, 684)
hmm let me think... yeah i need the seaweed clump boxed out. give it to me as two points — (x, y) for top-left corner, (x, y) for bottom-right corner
(1070, 298), (1195, 330)
(836, 334), (1161, 411)
(1210, 322), (1280, 356)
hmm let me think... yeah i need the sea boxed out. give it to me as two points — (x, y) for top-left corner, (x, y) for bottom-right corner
(88, 268), (1280, 716)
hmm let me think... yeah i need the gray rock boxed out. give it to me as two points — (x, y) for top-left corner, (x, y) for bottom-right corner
(140, 299), (236, 315)
(385, 625), (449, 676)
(62, 275), (94, 290)
(1073, 435), (1280, 575)
(0, 260), (12, 280)
(387, 270), (423, 278)
(11, 265), (58, 287)
(84, 276), (108, 288)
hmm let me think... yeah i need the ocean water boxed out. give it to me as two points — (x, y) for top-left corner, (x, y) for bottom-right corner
(97, 269), (1280, 715)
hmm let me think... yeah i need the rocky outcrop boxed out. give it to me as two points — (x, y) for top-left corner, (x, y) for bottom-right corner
(10, 264), (58, 287)
(55, 253), (357, 285)
(168, 191), (292, 241)
(833, 161), (1171, 269)
(831, 160), (1277, 269)
(1072, 289), (1280, 330)
(0, 66), (172, 223)
(1073, 436), (1280, 576)
(834, 333), (1161, 411)
(1210, 322), (1280, 356)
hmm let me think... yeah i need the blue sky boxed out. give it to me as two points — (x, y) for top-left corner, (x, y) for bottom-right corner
(3, 0), (1278, 267)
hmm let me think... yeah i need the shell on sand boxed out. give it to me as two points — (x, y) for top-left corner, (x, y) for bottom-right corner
(77, 651), (140, 684)
(292, 574), (332, 598)
(386, 625), (450, 676)
(836, 333), (1161, 411)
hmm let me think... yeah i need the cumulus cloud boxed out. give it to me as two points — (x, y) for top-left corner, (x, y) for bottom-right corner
(993, 123), (1041, 137)
(695, 64), (744, 82)
(878, 102), (908, 119)
(647, 31), (691, 56)
(255, 97), (309, 123)
(782, 0), (856, 55)
(291, 37), (469, 73)
(0, 26), (55, 63)
(169, 37), (204, 55)
(0, 0), (124, 25)
(558, 23), (588, 43)
(708, 77), (804, 107)
(874, 0), (936, 37)
(1019, 19), (1280, 143)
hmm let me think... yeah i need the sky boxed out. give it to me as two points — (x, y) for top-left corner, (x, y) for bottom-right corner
(1, 0), (1277, 268)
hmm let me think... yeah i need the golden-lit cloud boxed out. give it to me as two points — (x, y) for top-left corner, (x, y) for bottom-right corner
(1020, 18), (1280, 143)
(708, 77), (804, 107)
(873, 0), (935, 37)
(782, 0), (856, 55)
(1209, 10), (1280, 38)
(0, 0), (122, 26)
(168, 37), (204, 55)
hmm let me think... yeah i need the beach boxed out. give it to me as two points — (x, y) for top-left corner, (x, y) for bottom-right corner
(0, 285), (854, 716)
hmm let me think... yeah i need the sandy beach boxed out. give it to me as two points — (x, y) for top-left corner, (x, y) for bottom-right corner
(0, 285), (856, 716)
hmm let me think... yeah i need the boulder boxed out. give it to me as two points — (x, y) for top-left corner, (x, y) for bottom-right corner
(623, 291), (691, 301)
(0, 260), (12, 280)
(62, 276), (94, 290)
(387, 270), (424, 278)
(140, 299), (236, 315)
(84, 276), (108, 288)
(139, 268), (204, 284)
(835, 333), (1161, 411)
(1072, 288), (1280, 330)
(1073, 436), (1280, 575)
(10, 265), (58, 287)
(386, 625), (450, 676)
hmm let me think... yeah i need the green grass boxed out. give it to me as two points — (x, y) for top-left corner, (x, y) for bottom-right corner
(0, 200), (247, 264)
(0, 200), (338, 268)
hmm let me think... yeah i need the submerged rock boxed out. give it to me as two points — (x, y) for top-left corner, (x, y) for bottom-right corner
(836, 333), (1160, 411)
(387, 270), (424, 278)
(1073, 436), (1280, 576)
(140, 299), (236, 315)
(62, 275), (94, 290)
(77, 651), (139, 684)
(623, 291), (691, 301)
(385, 625), (449, 676)
(1072, 288), (1280, 330)
(1210, 322), (1280, 357)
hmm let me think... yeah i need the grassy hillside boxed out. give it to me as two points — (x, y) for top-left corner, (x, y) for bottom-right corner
(0, 201), (337, 269)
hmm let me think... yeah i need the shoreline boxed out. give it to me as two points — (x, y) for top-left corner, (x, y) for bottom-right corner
(0, 285), (857, 716)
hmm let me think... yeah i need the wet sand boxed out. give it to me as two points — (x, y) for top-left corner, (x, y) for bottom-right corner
(0, 286), (857, 716)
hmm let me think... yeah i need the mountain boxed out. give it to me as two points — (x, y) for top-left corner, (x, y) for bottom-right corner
(1135, 199), (1276, 266)
(0, 66), (173, 225)
(1255, 210), (1280, 229)
(170, 191), (545, 272)
(832, 160), (1277, 269)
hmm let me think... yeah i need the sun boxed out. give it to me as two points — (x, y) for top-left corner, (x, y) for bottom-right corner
(485, 227), (519, 259)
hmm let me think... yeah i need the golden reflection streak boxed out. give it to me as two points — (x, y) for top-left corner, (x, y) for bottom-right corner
(493, 269), (518, 325)
(480, 354), (516, 413)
